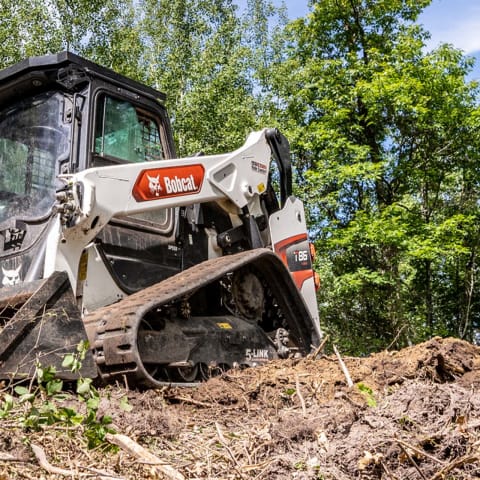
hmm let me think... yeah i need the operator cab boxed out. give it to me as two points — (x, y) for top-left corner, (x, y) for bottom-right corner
(0, 52), (175, 220)
(0, 52), (177, 288)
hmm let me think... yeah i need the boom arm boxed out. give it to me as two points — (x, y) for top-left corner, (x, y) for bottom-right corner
(50, 129), (274, 293)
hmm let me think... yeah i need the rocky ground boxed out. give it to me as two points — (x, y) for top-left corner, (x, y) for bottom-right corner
(0, 336), (479, 479)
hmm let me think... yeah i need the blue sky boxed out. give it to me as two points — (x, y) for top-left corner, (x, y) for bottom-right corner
(249, 0), (480, 78)
(419, 0), (480, 79)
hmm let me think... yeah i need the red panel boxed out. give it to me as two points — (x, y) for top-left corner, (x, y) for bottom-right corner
(133, 164), (205, 202)
(273, 233), (314, 290)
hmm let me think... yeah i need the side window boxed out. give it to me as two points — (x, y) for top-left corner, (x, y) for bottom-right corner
(94, 94), (164, 164)
(93, 93), (172, 231)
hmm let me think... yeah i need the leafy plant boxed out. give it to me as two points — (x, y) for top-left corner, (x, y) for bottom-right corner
(61, 340), (90, 373)
(0, 393), (14, 419)
(356, 383), (377, 408)
(2, 344), (116, 449)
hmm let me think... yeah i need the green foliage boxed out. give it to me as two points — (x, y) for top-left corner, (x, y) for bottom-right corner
(119, 395), (133, 412)
(356, 383), (377, 407)
(274, 0), (480, 353)
(139, 0), (285, 155)
(0, 393), (14, 418)
(61, 340), (90, 373)
(0, 346), (116, 449)
(0, 0), (120, 67)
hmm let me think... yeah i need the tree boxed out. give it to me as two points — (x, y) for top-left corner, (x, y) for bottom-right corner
(0, 0), (286, 156)
(77, 0), (144, 80)
(273, 0), (480, 353)
(0, 0), (61, 67)
(139, 0), (259, 155)
(0, 0), (138, 68)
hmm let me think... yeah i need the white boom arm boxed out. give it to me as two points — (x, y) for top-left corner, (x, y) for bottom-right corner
(48, 130), (273, 292)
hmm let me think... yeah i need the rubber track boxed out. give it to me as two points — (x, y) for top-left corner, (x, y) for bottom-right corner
(83, 248), (315, 388)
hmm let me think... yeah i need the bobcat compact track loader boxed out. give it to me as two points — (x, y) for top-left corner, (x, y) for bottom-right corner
(0, 52), (321, 388)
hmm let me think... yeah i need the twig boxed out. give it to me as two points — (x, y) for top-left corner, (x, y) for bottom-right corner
(295, 374), (307, 417)
(309, 334), (330, 360)
(215, 422), (248, 479)
(396, 439), (446, 465)
(240, 458), (275, 472)
(80, 465), (126, 479)
(31, 443), (82, 476)
(429, 453), (479, 480)
(106, 433), (185, 480)
(312, 379), (325, 397)
(381, 460), (400, 480)
(386, 325), (408, 351)
(397, 441), (427, 480)
(333, 344), (354, 388)
(169, 395), (241, 410)
(0, 451), (28, 462)
(168, 396), (218, 408)
(122, 374), (129, 391)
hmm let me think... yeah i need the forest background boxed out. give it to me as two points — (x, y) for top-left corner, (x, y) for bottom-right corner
(1, 0), (479, 355)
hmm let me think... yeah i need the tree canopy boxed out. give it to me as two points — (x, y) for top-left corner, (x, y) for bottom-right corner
(274, 0), (480, 352)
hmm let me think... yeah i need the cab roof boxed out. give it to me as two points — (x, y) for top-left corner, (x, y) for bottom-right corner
(0, 51), (166, 105)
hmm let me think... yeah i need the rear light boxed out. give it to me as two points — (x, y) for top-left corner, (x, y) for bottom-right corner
(309, 242), (320, 290)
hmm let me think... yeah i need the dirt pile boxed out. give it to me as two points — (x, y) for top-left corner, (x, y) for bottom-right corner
(1, 336), (479, 479)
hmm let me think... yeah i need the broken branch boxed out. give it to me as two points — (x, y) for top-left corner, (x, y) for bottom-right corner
(333, 344), (354, 388)
(31, 443), (80, 477)
(429, 453), (479, 480)
(106, 433), (185, 480)
(309, 334), (330, 360)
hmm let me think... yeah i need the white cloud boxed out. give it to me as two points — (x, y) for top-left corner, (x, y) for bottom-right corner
(420, 1), (480, 54)
(427, 18), (480, 53)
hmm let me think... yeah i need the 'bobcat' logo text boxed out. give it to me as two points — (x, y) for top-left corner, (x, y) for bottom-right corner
(133, 165), (205, 202)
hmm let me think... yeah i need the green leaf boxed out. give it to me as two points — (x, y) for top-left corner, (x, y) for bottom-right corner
(58, 407), (84, 425)
(101, 415), (113, 425)
(119, 395), (133, 412)
(357, 383), (377, 408)
(76, 378), (93, 395)
(2, 394), (13, 409)
(77, 340), (89, 361)
(62, 354), (75, 368)
(18, 393), (35, 404)
(14, 386), (30, 396)
(86, 396), (100, 411)
(46, 379), (63, 396)
(36, 365), (57, 384)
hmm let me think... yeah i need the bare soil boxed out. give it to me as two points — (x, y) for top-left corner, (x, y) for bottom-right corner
(1, 336), (479, 479)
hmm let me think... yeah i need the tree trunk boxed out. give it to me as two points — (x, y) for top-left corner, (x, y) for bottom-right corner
(425, 259), (433, 337)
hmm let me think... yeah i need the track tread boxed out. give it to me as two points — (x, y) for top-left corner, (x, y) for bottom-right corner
(83, 248), (316, 387)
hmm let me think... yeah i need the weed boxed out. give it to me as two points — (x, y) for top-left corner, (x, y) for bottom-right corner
(356, 382), (377, 407)
(1, 342), (116, 449)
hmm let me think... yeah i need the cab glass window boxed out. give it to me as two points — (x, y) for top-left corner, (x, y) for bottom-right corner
(93, 93), (171, 231)
(94, 94), (164, 164)
(0, 91), (70, 221)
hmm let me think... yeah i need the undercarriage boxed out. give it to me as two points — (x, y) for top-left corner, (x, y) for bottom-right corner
(84, 249), (317, 388)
